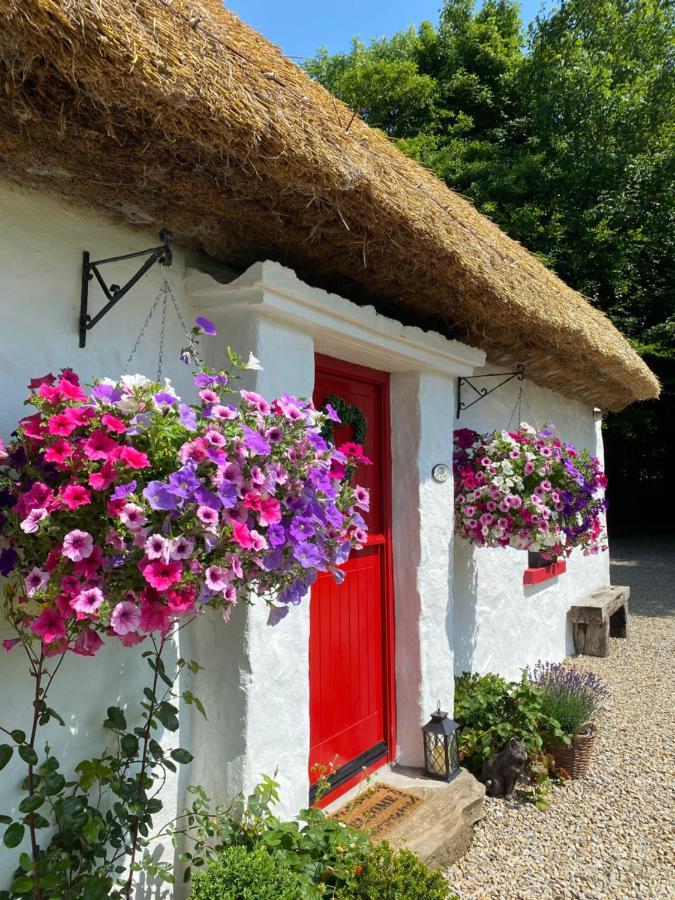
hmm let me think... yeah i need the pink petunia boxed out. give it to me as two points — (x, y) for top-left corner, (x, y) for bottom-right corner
(205, 565), (229, 592)
(39, 382), (65, 403)
(88, 462), (118, 491)
(58, 379), (87, 402)
(72, 545), (104, 579)
(71, 587), (104, 617)
(61, 484), (91, 511)
(83, 430), (118, 461)
(101, 413), (127, 434)
(353, 487), (370, 512)
(62, 529), (94, 562)
(120, 503), (146, 531)
(72, 627), (104, 656)
(116, 446), (149, 470)
(140, 559), (183, 591)
(170, 536), (195, 560)
(258, 498), (282, 526)
(2, 638), (20, 653)
(29, 373), (55, 390)
(44, 439), (72, 465)
(25, 567), (50, 597)
(20, 507), (48, 533)
(47, 413), (76, 437)
(231, 521), (254, 549)
(139, 598), (171, 634)
(144, 534), (171, 562)
(166, 585), (197, 614)
(64, 406), (93, 429)
(15, 482), (56, 518)
(197, 506), (219, 530)
(31, 608), (66, 644)
(249, 530), (268, 551)
(111, 600), (141, 635)
(20, 413), (45, 441)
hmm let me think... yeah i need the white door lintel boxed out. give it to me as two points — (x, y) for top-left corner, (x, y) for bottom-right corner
(187, 260), (485, 377)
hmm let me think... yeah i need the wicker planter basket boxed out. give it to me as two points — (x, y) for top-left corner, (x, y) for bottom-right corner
(547, 725), (597, 779)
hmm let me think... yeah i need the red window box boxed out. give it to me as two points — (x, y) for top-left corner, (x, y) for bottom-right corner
(523, 559), (566, 585)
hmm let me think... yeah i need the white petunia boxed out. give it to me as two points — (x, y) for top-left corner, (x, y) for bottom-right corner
(244, 353), (263, 371)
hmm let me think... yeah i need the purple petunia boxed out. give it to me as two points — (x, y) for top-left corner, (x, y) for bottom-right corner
(241, 426), (271, 455)
(178, 403), (197, 432)
(195, 316), (217, 336)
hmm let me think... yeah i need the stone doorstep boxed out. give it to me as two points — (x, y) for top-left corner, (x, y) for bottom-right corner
(326, 765), (485, 870)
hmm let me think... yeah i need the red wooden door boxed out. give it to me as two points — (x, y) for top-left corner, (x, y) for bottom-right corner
(309, 355), (394, 802)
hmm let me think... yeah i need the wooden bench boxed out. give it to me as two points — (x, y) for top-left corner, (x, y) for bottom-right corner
(569, 585), (630, 658)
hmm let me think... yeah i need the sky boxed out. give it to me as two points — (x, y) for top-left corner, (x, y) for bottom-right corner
(226, 1), (546, 61)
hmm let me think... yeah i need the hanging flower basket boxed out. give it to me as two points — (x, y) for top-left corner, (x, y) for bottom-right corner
(453, 423), (608, 558)
(0, 323), (372, 655)
(546, 725), (597, 779)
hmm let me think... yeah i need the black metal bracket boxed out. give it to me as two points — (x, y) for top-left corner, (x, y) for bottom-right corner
(79, 230), (172, 348)
(457, 366), (524, 418)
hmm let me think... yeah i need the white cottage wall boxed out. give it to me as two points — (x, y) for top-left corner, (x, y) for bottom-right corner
(453, 364), (610, 681)
(187, 261), (484, 788)
(0, 181), (201, 889)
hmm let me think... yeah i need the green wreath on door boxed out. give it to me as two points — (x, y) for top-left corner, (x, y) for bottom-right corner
(320, 394), (368, 481)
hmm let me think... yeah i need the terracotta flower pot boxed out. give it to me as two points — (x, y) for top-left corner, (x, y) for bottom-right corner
(546, 725), (597, 779)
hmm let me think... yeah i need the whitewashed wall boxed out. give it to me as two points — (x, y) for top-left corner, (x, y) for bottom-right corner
(0, 181), (198, 894)
(452, 364), (610, 681)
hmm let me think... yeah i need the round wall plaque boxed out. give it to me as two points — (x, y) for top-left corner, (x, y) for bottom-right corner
(432, 464), (450, 483)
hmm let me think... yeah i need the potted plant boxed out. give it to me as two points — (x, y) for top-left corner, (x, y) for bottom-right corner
(530, 662), (609, 778)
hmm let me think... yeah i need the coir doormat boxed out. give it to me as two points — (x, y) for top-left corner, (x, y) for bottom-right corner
(332, 783), (422, 838)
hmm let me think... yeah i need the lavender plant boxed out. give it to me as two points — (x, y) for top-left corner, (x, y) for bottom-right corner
(530, 662), (609, 737)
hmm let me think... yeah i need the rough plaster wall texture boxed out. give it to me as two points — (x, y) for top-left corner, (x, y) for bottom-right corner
(0, 181), (199, 889)
(391, 373), (457, 767)
(416, 375), (457, 730)
(390, 373), (424, 765)
(186, 298), (315, 819)
(452, 364), (610, 681)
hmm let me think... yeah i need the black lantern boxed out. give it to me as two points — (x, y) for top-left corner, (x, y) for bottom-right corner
(422, 703), (460, 782)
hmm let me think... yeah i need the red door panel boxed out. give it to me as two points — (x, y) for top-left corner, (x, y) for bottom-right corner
(309, 356), (394, 800)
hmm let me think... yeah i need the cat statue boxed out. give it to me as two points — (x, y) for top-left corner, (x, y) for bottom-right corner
(481, 737), (528, 798)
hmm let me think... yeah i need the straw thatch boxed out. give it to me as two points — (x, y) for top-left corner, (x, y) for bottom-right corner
(0, 0), (659, 410)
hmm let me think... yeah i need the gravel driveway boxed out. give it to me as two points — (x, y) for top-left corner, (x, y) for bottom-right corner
(447, 536), (675, 899)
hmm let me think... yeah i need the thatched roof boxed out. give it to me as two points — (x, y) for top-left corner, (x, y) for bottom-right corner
(0, 0), (659, 410)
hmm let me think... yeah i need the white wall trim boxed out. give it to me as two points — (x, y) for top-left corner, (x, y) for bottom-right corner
(187, 260), (485, 378)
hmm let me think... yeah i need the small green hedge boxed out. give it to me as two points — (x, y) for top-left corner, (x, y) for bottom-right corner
(346, 842), (452, 899)
(190, 840), (454, 900)
(190, 845), (298, 899)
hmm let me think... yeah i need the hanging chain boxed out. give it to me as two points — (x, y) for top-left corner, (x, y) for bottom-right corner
(124, 294), (162, 374)
(124, 266), (199, 375)
(507, 382), (540, 431)
(156, 285), (168, 382)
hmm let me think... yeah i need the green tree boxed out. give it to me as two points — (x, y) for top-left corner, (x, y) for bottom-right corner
(306, 0), (674, 531)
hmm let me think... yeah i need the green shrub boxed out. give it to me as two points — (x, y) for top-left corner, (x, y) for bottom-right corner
(454, 670), (567, 774)
(345, 842), (453, 899)
(190, 845), (298, 899)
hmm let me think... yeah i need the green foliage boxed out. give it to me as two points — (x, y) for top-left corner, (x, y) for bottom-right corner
(345, 841), (453, 899)
(306, 0), (675, 526)
(454, 670), (568, 773)
(190, 846), (299, 899)
(174, 777), (370, 896)
(173, 776), (451, 898)
(454, 670), (570, 807)
(0, 640), (203, 899)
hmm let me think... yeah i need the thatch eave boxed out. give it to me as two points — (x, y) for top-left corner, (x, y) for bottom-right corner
(0, 0), (660, 412)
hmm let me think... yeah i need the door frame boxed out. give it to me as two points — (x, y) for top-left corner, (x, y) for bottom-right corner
(313, 353), (397, 784)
